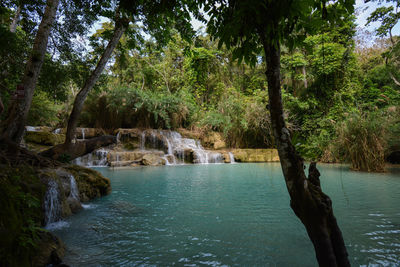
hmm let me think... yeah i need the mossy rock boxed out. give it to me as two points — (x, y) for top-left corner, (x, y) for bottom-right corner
(24, 131), (65, 146)
(64, 165), (111, 202)
(231, 149), (279, 162)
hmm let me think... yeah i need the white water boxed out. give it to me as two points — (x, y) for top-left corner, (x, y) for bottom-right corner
(81, 128), (85, 140)
(25, 126), (40, 132)
(73, 148), (109, 167)
(116, 132), (121, 143)
(53, 128), (62, 134)
(140, 131), (146, 150)
(73, 129), (223, 167)
(44, 180), (61, 227)
(158, 130), (223, 164)
(45, 174), (82, 230)
(229, 152), (235, 163)
(69, 174), (80, 201)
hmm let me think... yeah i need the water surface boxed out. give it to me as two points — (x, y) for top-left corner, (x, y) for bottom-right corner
(54, 163), (400, 266)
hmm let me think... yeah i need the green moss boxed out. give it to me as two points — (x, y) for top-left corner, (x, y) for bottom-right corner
(64, 165), (111, 202)
(0, 165), (46, 267)
(24, 131), (65, 146)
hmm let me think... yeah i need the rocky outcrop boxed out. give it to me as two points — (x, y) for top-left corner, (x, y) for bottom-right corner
(64, 165), (111, 202)
(0, 140), (111, 267)
(107, 150), (168, 166)
(53, 127), (106, 139)
(225, 149), (279, 162)
(142, 153), (167, 166)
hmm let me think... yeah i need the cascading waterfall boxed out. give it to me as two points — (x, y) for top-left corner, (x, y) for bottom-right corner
(140, 131), (146, 150)
(73, 129), (224, 167)
(44, 173), (83, 229)
(81, 128), (85, 140)
(44, 180), (61, 227)
(69, 174), (80, 201)
(159, 130), (223, 164)
(229, 152), (235, 163)
(116, 132), (121, 143)
(73, 148), (109, 167)
(53, 128), (62, 134)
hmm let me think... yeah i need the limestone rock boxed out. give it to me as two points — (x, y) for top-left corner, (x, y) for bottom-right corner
(64, 165), (111, 202)
(142, 153), (166, 166)
(76, 128), (105, 139)
(230, 149), (279, 162)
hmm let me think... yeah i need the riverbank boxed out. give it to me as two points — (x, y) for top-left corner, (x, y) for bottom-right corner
(0, 141), (111, 267)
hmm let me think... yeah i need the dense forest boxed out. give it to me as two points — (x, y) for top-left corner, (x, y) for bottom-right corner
(1, 0), (400, 266)
(1, 0), (399, 171)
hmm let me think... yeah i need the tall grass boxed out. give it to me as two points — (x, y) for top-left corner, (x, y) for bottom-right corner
(335, 112), (387, 172)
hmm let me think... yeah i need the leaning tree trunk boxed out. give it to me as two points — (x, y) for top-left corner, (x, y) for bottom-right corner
(64, 18), (128, 146)
(1, 0), (60, 144)
(10, 5), (22, 33)
(260, 34), (350, 266)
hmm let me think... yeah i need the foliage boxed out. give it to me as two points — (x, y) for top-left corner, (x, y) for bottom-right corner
(334, 112), (387, 172)
(27, 91), (62, 127)
(0, 165), (46, 267)
(80, 86), (195, 129)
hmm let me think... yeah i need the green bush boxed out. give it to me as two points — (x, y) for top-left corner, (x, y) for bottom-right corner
(80, 86), (196, 129)
(334, 112), (387, 172)
(27, 91), (62, 127)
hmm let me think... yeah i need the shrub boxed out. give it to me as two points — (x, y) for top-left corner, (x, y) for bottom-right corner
(334, 112), (387, 172)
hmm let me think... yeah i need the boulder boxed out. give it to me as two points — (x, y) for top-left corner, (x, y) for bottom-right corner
(24, 131), (65, 146)
(64, 165), (111, 202)
(142, 153), (166, 166)
(110, 160), (141, 167)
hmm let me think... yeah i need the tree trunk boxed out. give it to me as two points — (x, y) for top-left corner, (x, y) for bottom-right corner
(260, 33), (350, 266)
(1, 0), (60, 144)
(64, 18), (127, 145)
(10, 5), (22, 33)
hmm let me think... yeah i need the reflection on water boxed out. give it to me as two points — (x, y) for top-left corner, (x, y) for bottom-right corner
(53, 163), (400, 266)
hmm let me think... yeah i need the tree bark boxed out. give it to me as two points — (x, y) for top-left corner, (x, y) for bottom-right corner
(259, 30), (350, 266)
(64, 17), (128, 145)
(10, 5), (22, 33)
(1, 0), (60, 144)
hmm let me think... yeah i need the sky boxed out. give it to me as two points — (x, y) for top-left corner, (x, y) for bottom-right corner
(355, 0), (399, 35)
(90, 1), (399, 42)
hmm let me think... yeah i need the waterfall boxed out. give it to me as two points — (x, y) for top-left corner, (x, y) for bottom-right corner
(229, 152), (235, 163)
(44, 180), (61, 227)
(53, 128), (62, 134)
(69, 174), (80, 201)
(140, 131), (146, 150)
(81, 128), (85, 140)
(25, 126), (39, 132)
(116, 132), (121, 143)
(73, 148), (109, 167)
(158, 130), (223, 164)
